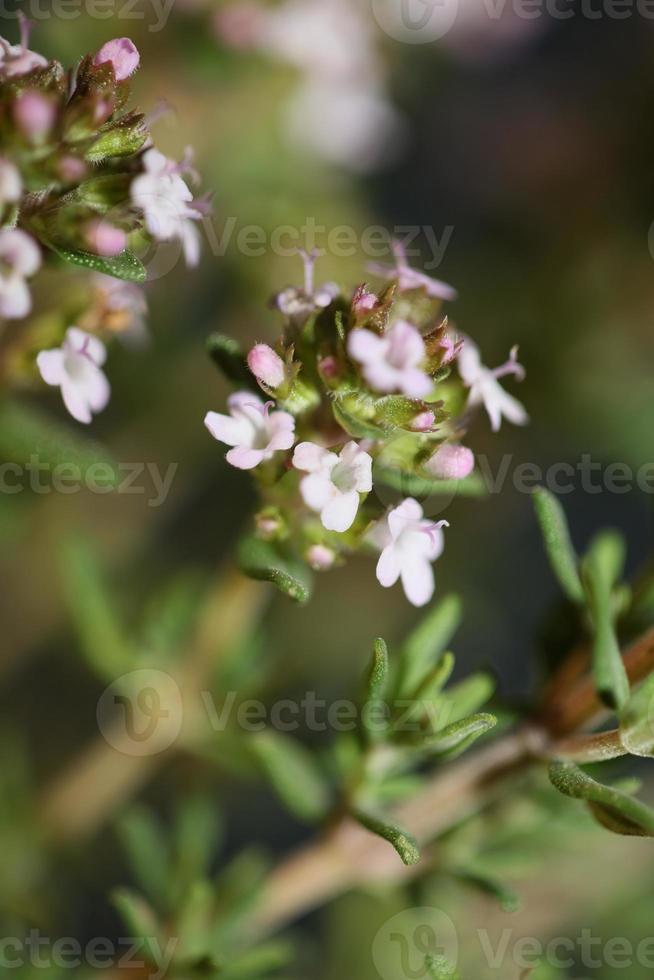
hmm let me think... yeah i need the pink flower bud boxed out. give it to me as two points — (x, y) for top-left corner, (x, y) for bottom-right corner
(93, 38), (140, 81)
(59, 156), (87, 183)
(85, 219), (127, 257)
(13, 91), (56, 141)
(306, 544), (336, 571)
(318, 355), (339, 380)
(247, 343), (286, 389)
(410, 410), (435, 432)
(426, 444), (474, 481)
(352, 284), (378, 315)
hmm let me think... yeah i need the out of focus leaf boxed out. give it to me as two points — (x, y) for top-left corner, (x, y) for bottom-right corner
(206, 333), (256, 388)
(116, 806), (170, 909)
(425, 954), (460, 980)
(582, 530), (629, 711)
(172, 794), (222, 903)
(398, 594), (463, 697)
(250, 731), (330, 822)
(352, 809), (420, 866)
(332, 394), (386, 439)
(374, 464), (487, 501)
(549, 761), (654, 837)
(221, 941), (295, 980)
(49, 242), (146, 282)
(532, 488), (584, 603)
(439, 673), (495, 728)
(620, 672), (654, 757)
(111, 888), (162, 960)
(61, 537), (136, 681)
(424, 713), (497, 761)
(238, 537), (313, 604)
(452, 866), (520, 912)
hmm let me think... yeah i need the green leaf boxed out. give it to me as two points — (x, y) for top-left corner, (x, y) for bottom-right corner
(86, 113), (148, 161)
(0, 400), (119, 480)
(61, 537), (136, 682)
(452, 867), (520, 912)
(425, 954), (460, 980)
(172, 794), (222, 903)
(361, 638), (390, 743)
(48, 242), (146, 282)
(111, 889), (162, 961)
(375, 464), (487, 500)
(375, 395), (431, 429)
(331, 394), (386, 439)
(582, 531), (629, 711)
(532, 487), (584, 603)
(619, 672), (654, 757)
(353, 809), (420, 866)
(424, 713), (497, 761)
(398, 595), (463, 697)
(206, 333), (257, 388)
(439, 673), (495, 728)
(115, 806), (171, 910)
(549, 761), (654, 837)
(222, 941), (295, 980)
(238, 537), (313, 604)
(250, 732), (330, 822)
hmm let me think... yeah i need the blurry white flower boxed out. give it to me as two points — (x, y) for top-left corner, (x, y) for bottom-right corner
(0, 19), (48, 78)
(37, 328), (110, 424)
(0, 159), (22, 207)
(348, 320), (433, 398)
(368, 239), (457, 302)
(457, 338), (528, 431)
(293, 440), (372, 532)
(0, 228), (41, 319)
(131, 148), (202, 267)
(205, 392), (295, 470)
(371, 498), (449, 607)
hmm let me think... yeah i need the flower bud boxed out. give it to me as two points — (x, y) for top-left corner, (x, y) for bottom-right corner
(410, 410), (435, 432)
(306, 544), (336, 571)
(13, 91), (56, 141)
(352, 284), (378, 316)
(0, 159), (22, 207)
(58, 156), (87, 184)
(426, 444), (474, 481)
(93, 38), (140, 81)
(247, 343), (286, 389)
(85, 219), (127, 257)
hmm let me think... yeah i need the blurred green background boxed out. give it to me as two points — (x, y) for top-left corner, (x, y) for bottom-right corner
(2, 3), (654, 977)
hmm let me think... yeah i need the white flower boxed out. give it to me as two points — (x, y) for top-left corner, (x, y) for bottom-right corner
(371, 498), (449, 607)
(457, 337), (528, 432)
(293, 440), (372, 532)
(0, 25), (48, 78)
(0, 159), (22, 207)
(273, 249), (339, 321)
(368, 239), (457, 302)
(204, 392), (295, 470)
(0, 228), (41, 319)
(37, 328), (111, 424)
(92, 274), (148, 347)
(348, 320), (433, 398)
(131, 148), (201, 267)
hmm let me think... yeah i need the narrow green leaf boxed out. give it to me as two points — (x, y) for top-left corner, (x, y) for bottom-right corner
(361, 638), (390, 743)
(549, 761), (654, 837)
(111, 888), (161, 957)
(222, 941), (295, 980)
(374, 464), (487, 500)
(250, 731), (330, 822)
(424, 713), (497, 761)
(238, 536), (313, 604)
(48, 242), (146, 282)
(332, 395), (387, 439)
(439, 673), (495, 728)
(398, 594), (463, 697)
(353, 809), (420, 866)
(172, 794), (222, 903)
(619, 672), (654, 758)
(582, 531), (629, 711)
(452, 867), (520, 912)
(425, 954), (460, 980)
(532, 487), (584, 603)
(206, 333), (256, 388)
(115, 806), (171, 909)
(61, 537), (135, 682)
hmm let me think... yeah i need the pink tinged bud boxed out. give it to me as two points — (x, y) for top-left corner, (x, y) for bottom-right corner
(85, 219), (127, 257)
(247, 343), (286, 389)
(93, 37), (140, 81)
(59, 156), (87, 183)
(306, 544), (335, 571)
(410, 410), (435, 432)
(352, 284), (378, 315)
(13, 91), (56, 140)
(426, 444), (475, 481)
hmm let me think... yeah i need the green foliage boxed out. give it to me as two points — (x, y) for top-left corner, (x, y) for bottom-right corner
(424, 713), (497, 761)
(581, 530), (629, 711)
(619, 672), (654, 757)
(238, 536), (313, 603)
(206, 333), (257, 388)
(532, 487), (584, 603)
(48, 242), (147, 281)
(250, 731), (331, 822)
(451, 866), (520, 912)
(549, 761), (654, 837)
(374, 464), (487, 501)
(397, 594), (463, 697)
(352, 809), (420, 866)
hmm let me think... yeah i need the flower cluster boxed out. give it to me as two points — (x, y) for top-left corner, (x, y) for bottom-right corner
(205, 245), (527, 605)
(0, 21), (206, 421)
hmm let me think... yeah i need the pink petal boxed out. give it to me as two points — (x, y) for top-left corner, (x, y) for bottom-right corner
(65, 328), (107, 366)
(388, 498), (423, 538)
(36, 349), (65, 386)
(401, 556), (435, 607)
(389, 321), (425, 367)
(61, 380), (92, 424)
(400, 368), (433, 399)
(204, 410), (250, 447)
(321, 490), (359, 533)
(293, 441), (332, 473)
(376, 545), (401, 588)
(225, 446), (265, 470)
(0, 277), (31, 318)
(348, 328), (384, 364)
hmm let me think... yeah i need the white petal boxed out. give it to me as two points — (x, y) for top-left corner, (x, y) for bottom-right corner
(376, 545), (401, 588)
(0, 277), (31, 318)
(388, 321), (425, 368)
(494, 385), (529, 428)
(61, 380), (92, 424)
(348, 328), (385, 365)
(300, 472), (334, 512)
(363, 362), (400, 393)
(83, 364), (111, 413)
(225, 446), (265, 469)
(388, 498), (423, 539)
(65, 327), (107, 366)
(204, 410), (251, 447)
(267, 411), (296, 451)
(293, 441), (332, 473)
(321, 489), (359, 533)
(399, 368), (433, 399)
(36, 349), (66, 386)
(401, 556), (435, 607)
(180, 220), (201, 268)
(228, 391), (264, 413)
(457, 337), (482, 385)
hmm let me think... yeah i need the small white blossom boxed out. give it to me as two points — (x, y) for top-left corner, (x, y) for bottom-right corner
(205, 392), (295, 470)
(348, 320), (433, 398)
(368, 239), (457, 302)
(371, 498), (448, 607)
(0, 159), (22, 207)
(131, 148), (201, 267)
(0, 228), (41, 319)
(0, 21), (48, 78)
(457, 337), (528, 432)
(293, 440), (372, 532)
(37, 328), (110, 424)
(274, 249), (339, 321)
